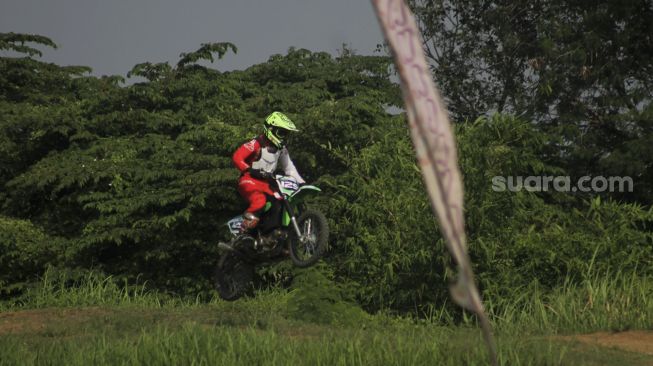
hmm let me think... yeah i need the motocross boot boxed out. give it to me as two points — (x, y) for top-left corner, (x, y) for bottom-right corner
(240, 212), (259, 233)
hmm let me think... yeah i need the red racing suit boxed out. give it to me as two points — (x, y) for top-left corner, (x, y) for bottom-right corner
(232, 135), (305, 214)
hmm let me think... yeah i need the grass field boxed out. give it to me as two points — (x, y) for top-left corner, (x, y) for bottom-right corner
(0, 270), (651, 365)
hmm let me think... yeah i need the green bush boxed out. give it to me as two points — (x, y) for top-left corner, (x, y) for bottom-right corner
(0, 216), (64, 297)
(324, 114), (653, 313)
(285, 265), (370, 325)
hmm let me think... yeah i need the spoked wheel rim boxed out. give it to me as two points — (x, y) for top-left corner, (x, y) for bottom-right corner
(296, 218), (318, 260)
(289, 209), (328, 268)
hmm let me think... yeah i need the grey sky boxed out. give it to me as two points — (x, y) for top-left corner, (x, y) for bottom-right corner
(1, 0), (385, 77)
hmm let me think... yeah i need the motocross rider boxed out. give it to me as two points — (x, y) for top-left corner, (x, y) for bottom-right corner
(232, 111), (305, 232)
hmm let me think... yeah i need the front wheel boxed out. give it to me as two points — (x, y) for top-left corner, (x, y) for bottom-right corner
(288, 208), (329, 268)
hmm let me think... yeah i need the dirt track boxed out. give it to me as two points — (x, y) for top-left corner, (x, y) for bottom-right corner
(557, 331), (653, 356)
(0, 307), (111, 335)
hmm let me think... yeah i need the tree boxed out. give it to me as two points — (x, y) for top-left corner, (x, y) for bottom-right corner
(408, 0), (653, 203)
(1, 37), (400, 296)
(0, 32), (57, 57)
(2, 32), (650, 315)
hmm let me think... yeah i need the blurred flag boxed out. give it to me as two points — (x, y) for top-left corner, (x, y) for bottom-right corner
(371, 1), (497, 364)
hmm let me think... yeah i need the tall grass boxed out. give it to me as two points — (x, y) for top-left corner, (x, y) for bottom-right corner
(2, 267), (651, 335)
(2, 269), (174, 309)
(0, 321), (583, 366)
(1, 269), (652, 365)
(488, 270), (653, 334)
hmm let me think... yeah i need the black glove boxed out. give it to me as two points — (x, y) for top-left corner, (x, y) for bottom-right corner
(248, 168), (272, 180)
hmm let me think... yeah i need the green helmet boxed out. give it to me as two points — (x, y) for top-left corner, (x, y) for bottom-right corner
(263, 111), (298, 147)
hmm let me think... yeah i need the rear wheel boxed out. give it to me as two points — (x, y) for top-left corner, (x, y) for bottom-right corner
(213, 252), (254, 301)
(288, 208), (329, 268)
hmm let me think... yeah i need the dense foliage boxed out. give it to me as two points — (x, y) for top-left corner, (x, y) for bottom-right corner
(408, 0), (653, 203)
(1, 30), (651, 315)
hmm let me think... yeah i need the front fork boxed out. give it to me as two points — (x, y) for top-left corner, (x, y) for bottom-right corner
(282, 199), (304, 241)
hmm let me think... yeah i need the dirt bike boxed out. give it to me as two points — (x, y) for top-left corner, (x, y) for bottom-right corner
(214, 174), (329, 301)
